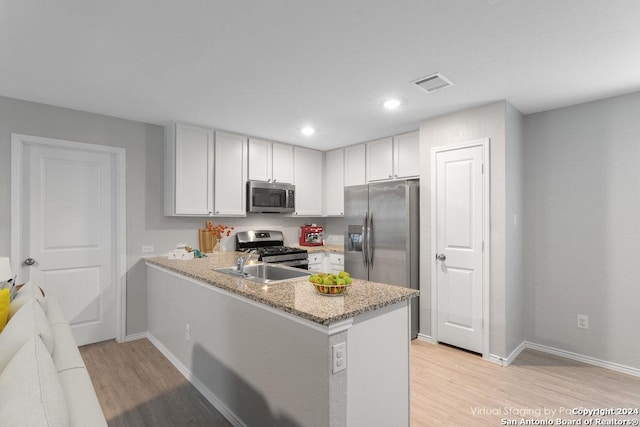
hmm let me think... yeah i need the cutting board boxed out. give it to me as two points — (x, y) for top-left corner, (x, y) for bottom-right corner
(198, 229), (219, 253)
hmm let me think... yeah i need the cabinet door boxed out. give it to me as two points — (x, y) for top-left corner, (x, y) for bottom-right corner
(248, 138), (272, 182)
(214, 132), (247, 216)
(272, 142), (294, 183)
(394, 131), (420, 179)
(344, 144), (366, 186)
(293, 146), (323, 216)
(174, 124), (214, 215)
(324, 148), (344, 216)
(366, 137), (393, 182)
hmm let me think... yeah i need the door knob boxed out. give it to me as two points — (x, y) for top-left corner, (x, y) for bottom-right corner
(436, 254), (446, 261)
(24, 258), (36, 266)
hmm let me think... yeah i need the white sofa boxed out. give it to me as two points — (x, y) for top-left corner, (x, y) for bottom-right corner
(0, 283), (107, 426)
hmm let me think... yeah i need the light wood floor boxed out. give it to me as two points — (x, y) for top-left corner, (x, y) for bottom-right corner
(81, 339), (640, 426)
(80, 339), (231, 427)
(411, 340), (640, 426)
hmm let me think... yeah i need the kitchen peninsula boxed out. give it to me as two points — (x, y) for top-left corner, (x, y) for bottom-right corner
(146, 254), (418, 427)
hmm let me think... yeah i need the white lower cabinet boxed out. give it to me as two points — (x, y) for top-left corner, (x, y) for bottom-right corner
(307, 252), (344, 274)
(308, 253), (324, 272)
(329, 253), (345, 274)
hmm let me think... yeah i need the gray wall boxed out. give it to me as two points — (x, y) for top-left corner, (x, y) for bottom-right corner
(0, 95), (323, 336)
(418, 100), (509, 357)
(505, 102), (525, 355)
(524, 91), (640, 368)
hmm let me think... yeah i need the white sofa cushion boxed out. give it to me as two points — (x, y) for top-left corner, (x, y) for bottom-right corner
(0, 297), (54, 373)
(51, 322), (86, 372)
(58, 367), (108, 427)
(0, 335), (70, 427)
(8, 283), (47, 319)
(46, 295), (69, 325)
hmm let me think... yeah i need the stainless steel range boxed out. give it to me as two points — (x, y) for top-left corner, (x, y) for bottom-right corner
(235, 230), (309, 269)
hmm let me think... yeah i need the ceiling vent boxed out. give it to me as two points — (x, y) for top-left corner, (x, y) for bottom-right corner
(412, 73), (454, 93)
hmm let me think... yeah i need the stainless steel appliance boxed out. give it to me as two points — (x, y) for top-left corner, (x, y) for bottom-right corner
(247, 181), (295, 213)
(236, 230), (309, 269)
(345, 181), (419, 338)
(299, 225), (324, 246)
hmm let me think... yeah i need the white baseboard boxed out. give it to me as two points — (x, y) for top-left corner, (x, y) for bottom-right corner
(505, 341), (526, 366)
(416, 333), (435, 343)
(486, 354), (506, 365)
(124, 332), (149, 342)
(525, 341), (640, 378)
(145, 333), (247, 427)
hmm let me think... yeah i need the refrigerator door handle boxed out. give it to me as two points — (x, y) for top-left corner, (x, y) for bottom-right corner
(367, 211), (374, 267)
(362, 212), (369, 268)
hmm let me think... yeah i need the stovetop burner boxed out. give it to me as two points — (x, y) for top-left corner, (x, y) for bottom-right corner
(257, 246), (307, 256)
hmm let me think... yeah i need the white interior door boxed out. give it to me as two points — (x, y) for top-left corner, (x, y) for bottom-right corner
(434, 144), (485, 353)
(22, 143), (117, 346)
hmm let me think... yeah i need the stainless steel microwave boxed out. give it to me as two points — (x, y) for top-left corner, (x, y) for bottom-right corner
(247, 181), (295, 213)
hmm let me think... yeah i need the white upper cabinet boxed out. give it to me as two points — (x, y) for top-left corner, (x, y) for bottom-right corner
(247, 138), (271, 182)
(272, 142), (294, 183)
(366, 131), (420, 182)
(214, 132), (247, 216)
(324, 148), (344, 216)
(248, 139), (293, 183)
(366, 137), (394, 182)
(165, 123), (214, 216)
(293, 146), (323, 216)
(394, 131), (420, 179)
(344, 143), (366, 186)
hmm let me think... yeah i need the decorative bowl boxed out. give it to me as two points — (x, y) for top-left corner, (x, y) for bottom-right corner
(310, 280), (350, 296)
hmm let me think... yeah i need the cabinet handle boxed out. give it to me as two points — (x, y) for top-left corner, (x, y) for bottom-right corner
(395, 174), (398, 178)
(215, 211), (219, 214)
(273, 179), (277, 183)
(268, 179), (272, 183)
(208, 211), (212, 215)
(388, 174), (392, 178)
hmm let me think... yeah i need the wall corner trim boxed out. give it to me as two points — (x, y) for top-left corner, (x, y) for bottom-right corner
(416, 334), (435, 343)
(124, 332), (150, 343)
(505, 341), (526, 366)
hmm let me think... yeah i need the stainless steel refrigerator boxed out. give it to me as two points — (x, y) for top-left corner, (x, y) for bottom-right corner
(344, 180), (419, 339)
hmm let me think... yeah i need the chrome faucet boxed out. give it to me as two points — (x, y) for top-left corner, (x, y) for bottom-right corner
(236, 250), (256, 274)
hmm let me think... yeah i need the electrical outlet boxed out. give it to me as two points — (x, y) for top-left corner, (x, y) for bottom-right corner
(332, 342), (346, 374)
(185, 323), (191, 340)
(141, 245), (154, 253)
(577, 314), (589, 330)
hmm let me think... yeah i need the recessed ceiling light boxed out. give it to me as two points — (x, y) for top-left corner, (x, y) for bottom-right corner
(301, 126), (315, 136)
(383, 99), (401, 110)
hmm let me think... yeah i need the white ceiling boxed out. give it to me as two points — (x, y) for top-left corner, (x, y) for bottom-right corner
(1, 1), (639, 150)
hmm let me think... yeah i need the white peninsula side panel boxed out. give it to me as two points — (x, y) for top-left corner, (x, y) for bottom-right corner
(146, 264), (411, 427)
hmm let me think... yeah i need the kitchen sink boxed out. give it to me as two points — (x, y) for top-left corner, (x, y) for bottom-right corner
(215, 263), (311, 284)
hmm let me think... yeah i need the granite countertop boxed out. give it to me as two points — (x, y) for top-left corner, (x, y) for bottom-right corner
(294, 245), (344, 254)
(145, 253), (417, 326)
